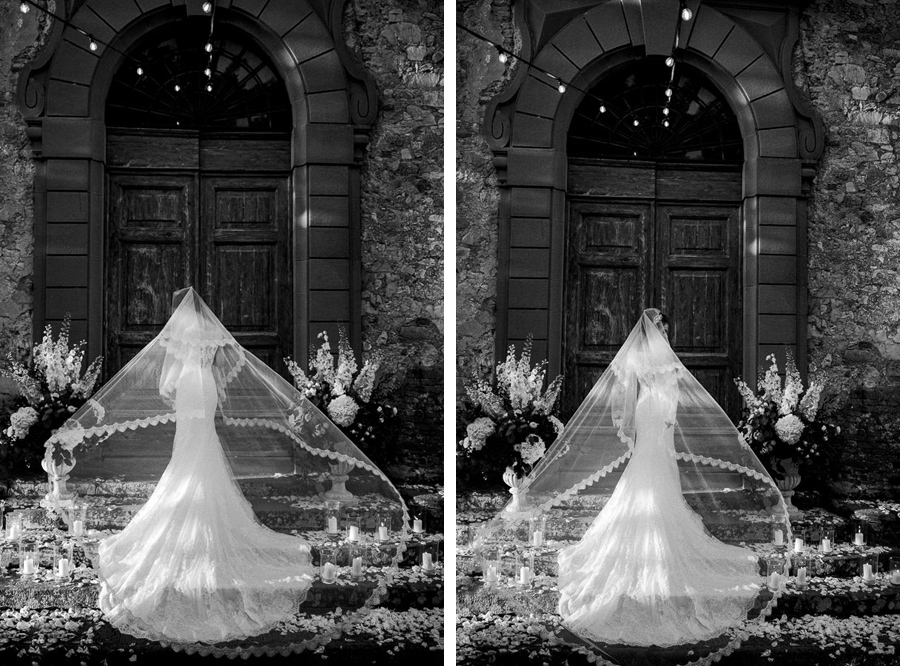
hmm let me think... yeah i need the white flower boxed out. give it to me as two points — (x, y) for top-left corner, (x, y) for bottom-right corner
(327, 394), (359, 427)
(460, 436), (485, 452)
(775, 413), (805, 446)
(465, 416), (495, 450)
(515, 433), (546, 466)
(548, 415), (565, 434)
(6, 406), (38, 440)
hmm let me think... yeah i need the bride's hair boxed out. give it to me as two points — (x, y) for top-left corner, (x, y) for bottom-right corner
(655, 311), (671, 339)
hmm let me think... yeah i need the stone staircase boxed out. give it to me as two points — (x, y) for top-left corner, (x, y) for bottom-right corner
(0, 476), (444, 661)
(456, 489), (900, 665)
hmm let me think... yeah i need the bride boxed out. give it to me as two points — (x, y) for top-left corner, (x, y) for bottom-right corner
(489, 308), (791, 649)
(45, 288), (406, 645)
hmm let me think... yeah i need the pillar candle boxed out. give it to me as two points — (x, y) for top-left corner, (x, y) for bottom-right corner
(519, 566), (531, 585)
(348, 525), (359, 542)
(793, 537), (804, 553)
(8, 524), (20, 541)
(57, 558), (69, 577)
(351, 556), (362, 577)
(327, 516), (338, 533)
(773, 529), (783, 546)
(532, 530), (544, 547)
(891, 570), (900, 585)
(486, 564), (498, 583)
(378, 525), (389, 541)
(322, 562), (336, 582)
(863, 563), (874, 581)
(767, 572), (779, 590)
(413, 518), (424, 533)
(821, 537), (832, 553)
(855, 531), (865, 546)
(796, 566), (807, 586)
(72, 520), (84, 537)
(22, 557), (35, 575)
(422, 552), (434, 571)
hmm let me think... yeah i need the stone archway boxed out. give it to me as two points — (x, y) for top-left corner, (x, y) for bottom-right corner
(485, 0), (823, 389)
(17, 0), (377, 368)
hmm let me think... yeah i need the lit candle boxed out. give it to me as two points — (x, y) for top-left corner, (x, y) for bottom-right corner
(348, 525), (359, 542)
(8, 524), (20, 541)
(72, 520), (84, 537)
(796, 566), (807, 586)
(863, 563), (874, 581)
(773, 529), (784, 546)
(22, 557), (35, 576)
(322, 562), (336, 583)
(413, 518), (424, 533)
(821, 537), (832, 553)
(532, 530), (544, 547)
(378, 525), (389, 541)
(519, 565), (531, 585)
(855, 531), (865, 546)
(57, 558), (69, 577)
(794, 537), (804, 553)
(767, 572), (779, 590)
(891, 570), (900, 585)
(351, 556), (362, 578)
(486, 564), (499, 583)
(422, 552), (434, 572)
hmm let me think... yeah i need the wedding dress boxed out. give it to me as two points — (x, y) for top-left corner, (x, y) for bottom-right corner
(481, 308), (791, 654)
(45, 288), (409, 646)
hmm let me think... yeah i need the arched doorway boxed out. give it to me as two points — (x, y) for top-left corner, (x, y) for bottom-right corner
(563, 58), (744, 417)
(104, 21), (292, 374)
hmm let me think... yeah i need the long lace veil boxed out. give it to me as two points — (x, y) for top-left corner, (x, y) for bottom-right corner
(43, 287), (411, 655)
(476, 308), (791, 663)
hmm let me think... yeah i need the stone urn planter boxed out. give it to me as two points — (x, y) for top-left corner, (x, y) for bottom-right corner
(40, 452), (78, 517)
(502, 467), (529, 514)
(322, 460), (357, 503)
(775, 457), (802, 517)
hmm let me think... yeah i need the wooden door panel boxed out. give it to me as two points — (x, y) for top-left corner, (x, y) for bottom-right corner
(667, 270), (728, 352)
(107, 174), (196, 373)
(564, 201), (650, 413)
(202, 176), (290, 369)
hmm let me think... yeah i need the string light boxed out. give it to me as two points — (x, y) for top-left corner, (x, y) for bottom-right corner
(206, 83), (213, 92)
(205, 42), (213, 53)
(202, 2), (213, 13)
(204, 67), (212, 77)
(88, 37), (98, 52)
(663, 107), (670, 116)
(136, 66), (143, 76)
(681, 7), (693, 21)
(498, 51), (508, 64)
(174, 83), (181, 92)
(20, 2), (29, 13)
(666, 56), (675, 68)
(557, 81), (567, 94)
(633, 119), (640, 127)
(599, 104), (606, 113)
(664, 119), (670, 127)
(665, 87), (673, 98)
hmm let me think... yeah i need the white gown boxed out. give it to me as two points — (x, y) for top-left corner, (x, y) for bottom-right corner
(98, 344), (313, 643)
(557, 370), (761, 647)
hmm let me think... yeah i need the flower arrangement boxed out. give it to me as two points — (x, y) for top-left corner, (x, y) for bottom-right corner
(0, 317), (103, 475)
(285, 329), (399, 466)
(734, 352), (840, 477)
(457, 337), (564, 485)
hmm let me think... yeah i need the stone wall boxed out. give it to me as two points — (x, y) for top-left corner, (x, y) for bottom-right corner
(456, 0), (514, 394)
(345, 0), (444, 476)
(800, 0), (900, 499)
(0, 2), (50, 405)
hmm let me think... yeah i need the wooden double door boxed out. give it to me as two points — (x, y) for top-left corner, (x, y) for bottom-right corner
(105, 129), (292, 376)
(564, 160), (743, 419)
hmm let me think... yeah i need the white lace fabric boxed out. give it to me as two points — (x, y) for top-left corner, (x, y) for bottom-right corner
(45, 287), (410, 647)
(481, 308), (792, 661)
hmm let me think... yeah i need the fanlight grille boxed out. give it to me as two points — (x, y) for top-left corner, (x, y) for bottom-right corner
(107, 21), (291, 130)
(568, 58), (743, 162)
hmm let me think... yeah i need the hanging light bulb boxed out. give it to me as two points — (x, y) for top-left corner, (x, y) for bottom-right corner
(204, 67), (212, 77)
(666, 56), (675, 68)
(206, 83), (213, 92)
(663, 107), (670, 116)
(664, 119), (670, 127)
(136, 66), (143, 76)
(557, 82), (567, 94)
(202, 1), (213, 13)
(498, 50), (508, 64)
(599, 104), (606, 113)
(174, 83), (181, 92)
(20, 2), (29, 13)
(665, 87), (673, 98)
(89, 37), (98, 52)
(681, 7), (693, 21)
(205, 42), (213, 53)
(633, 119), (640, 127)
